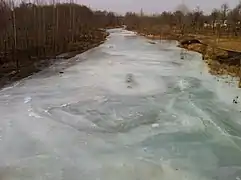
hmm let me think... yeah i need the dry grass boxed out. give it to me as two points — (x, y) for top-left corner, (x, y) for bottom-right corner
(217, 41), (241, 52)
(191, 34), (241, 52)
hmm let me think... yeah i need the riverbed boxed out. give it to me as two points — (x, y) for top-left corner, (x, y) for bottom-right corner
(0, 28), (241, 180)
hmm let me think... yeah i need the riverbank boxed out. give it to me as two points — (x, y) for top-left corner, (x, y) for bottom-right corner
(0, 30), (109, 88)
(179, 37), (241, 88)
(136, 30), (241, 88)
(181, 42), (240, 76)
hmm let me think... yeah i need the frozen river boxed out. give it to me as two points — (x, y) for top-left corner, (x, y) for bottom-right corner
(1, 28), (241, 180)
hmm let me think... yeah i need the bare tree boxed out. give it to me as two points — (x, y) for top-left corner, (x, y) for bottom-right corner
(0, 0), (121, 78)
(221, 3), (229, 23)
(210, 9), (220, 34)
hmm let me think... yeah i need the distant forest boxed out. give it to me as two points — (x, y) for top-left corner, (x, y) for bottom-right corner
(0, 0), (122, 75)
(124, 2), (241, 38)
(1, 0), (241, 78)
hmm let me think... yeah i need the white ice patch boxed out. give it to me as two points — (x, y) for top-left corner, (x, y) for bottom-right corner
(28, 107), (41, 118)
(24, 97), (32, 104)
(61, 103), (69, 107)
(151, 123), (160, 128)
(28, 112), (42, 118)
(178, 79), (189, 91)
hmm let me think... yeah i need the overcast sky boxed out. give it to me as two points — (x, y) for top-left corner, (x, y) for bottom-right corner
(79, 0), (239, 14)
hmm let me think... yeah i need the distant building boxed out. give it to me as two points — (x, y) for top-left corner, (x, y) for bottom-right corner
(204, 20), (228, 28)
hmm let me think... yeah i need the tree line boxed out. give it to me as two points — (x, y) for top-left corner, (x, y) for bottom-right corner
(0, 0), (122, 75)
(124, 2), (241, 38)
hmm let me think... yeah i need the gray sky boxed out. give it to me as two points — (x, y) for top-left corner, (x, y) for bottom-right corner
(79, 0), (239, 14)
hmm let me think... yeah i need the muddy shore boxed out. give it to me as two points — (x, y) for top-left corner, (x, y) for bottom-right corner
(0, 31), (109, 89)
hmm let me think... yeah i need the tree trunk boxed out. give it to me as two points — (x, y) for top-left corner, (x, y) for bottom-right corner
(12, 8), (18, 71)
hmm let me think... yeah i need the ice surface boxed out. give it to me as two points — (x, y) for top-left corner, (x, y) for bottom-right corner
(1, 28), (241, 180)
